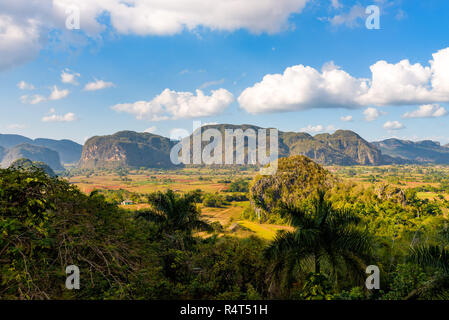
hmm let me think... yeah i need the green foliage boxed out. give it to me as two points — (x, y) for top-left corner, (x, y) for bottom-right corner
(226, 179), (249, 193)
(264, 191), (373, 298)
(185, 189), (204, 203)
(140, 189), (213, 237)
(294, 273), (333, 300)
(224, 193), (248, 202)
(380, 263), (428, 300)
(0, 167), (161, 299)
(202, 193), (226, 208)
(98, 188), (145, 204)
(9, 158), (56, 177)
(250, 155), (336, 222)
(332, 287), (367, 300)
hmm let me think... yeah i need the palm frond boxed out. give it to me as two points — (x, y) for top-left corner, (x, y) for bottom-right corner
(406, 275), (449, 300)
(410, 245), (449, 274)
(265, 231), (299, 260)
(190, 219), (214, 233)
(137, 209), (166, 224)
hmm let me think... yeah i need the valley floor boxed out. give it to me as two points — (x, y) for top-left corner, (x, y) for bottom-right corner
(66, 165), (449, 239)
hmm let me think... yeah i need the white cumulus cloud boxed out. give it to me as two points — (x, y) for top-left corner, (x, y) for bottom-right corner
(238, 47), (449, 114)
(329, 4), (366, 28)
(42, 112), (76, 122)
(402, 104), (448, 119)
(383, 121), (404, 130)
(0, 0), (311, 70)
(331, 0), (342, 9)
(238, 63), (368, 114)
(300, 124), (336, 134)
(75, 0), (310, 35)
(84, 79), (115, 91)
(20, 86), (69, 104)
(144, 126), (157, 134)
(61, 69), (80, 85)
(48, 85), (69, 100)
(20, 94), (46, 105)
(0, 13), (42, 71)
(363, 107), (385, 122)
(340, 115), (353, 122)
(17, 81), (35, 90)
(112, 88), (234, 121)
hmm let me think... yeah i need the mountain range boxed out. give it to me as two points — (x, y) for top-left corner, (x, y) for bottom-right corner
(0, 134), (83, 171)
(78, 124), (449, 169)
(372, 139), (449, 164)
(2, 125), (449, 170)
(0, 143), (64, 171)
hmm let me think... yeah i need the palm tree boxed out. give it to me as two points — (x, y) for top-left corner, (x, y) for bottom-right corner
(408, 239), (449, 299)
(265, 190), (372, 294)
(138, 189), (212, 236)
(138, 190), (213, 280)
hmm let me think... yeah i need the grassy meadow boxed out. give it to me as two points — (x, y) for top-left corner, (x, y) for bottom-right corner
(67, 167), (291, 239)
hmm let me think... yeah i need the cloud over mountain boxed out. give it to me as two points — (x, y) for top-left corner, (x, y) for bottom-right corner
(364, 108), (384, 122)
(42, 112), (76, 122)
(238, 47), (449, 114)
(238, 63), (368, 113)
(403, 104), (447, 119)
(384, 121), (405, 131)
(111, 88), (234, 121)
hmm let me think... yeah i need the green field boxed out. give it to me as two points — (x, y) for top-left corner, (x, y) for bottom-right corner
(66, 165), (449, 241)
(68, 167), (292, 239)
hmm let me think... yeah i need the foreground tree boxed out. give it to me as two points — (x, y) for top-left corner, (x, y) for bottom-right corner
(265, 191), (373, 297)
(138, 190), (213, 281)
(0, 167), (160, 299)
(139, 189), (212, 237)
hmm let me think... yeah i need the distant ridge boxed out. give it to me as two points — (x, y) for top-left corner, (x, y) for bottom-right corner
(372, 138), (449, 164)
(0, 134), (32, 148)
(0, 143), (64, 171)
(33, 138), (82, 164)
(0, 133), (82, 165)
(78, 125), (406, 169)
(6, 126), (448, 170)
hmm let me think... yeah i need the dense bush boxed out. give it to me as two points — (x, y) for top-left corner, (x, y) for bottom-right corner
(202, 193), (226, 207)
(0, 166), (161, 299)
(226, 179), (249, 193)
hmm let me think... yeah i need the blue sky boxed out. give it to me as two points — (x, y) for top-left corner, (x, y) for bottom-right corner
(0, 0), (448, 144)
